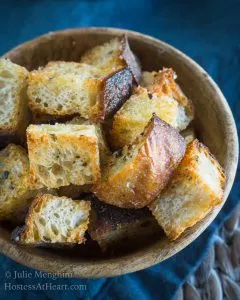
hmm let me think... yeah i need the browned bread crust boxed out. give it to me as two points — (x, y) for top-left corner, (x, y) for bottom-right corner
(88, 196), (160, 251)
(121, 35), (141, 83)
(92, 115), (186, 208)
(98, 67), (133, 119)
(27, 61), (136, 123)
(81, 35), (141, 84)
(80, 35), (141, 120)
(57, 184), (92, 199)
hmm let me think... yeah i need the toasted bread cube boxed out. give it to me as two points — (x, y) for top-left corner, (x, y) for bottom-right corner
(149, 139), (225, 240)
(181, 127), (196, 144)
(80, 35), (141, 83)
(110, 68), (194, 149)
(12, 194), (91, 245)
(110, 87), (183, 149)
(93, 115), (186, 208)
(27, 124), (100, 189)
(28, 62), (101, 119)
(0, 59), (29, 146)
(0, 144), (36, 221)
(89, 196), (160, 251)
(28, 59), (134, 121)
(68, 116), (110, 167)
(142, 68), (193, 124)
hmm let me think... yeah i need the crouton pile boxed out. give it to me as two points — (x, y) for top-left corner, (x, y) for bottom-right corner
(0, 36), (225, 250)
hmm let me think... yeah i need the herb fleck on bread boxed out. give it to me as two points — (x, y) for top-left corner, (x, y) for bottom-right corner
(27, 123), (100, 189)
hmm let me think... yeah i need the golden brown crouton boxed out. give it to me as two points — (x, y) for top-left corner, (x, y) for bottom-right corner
(0, 144), (35, 221)
(110, 86), (182, 149)
(12, 194), (91, 245)
(141, 68), (193, 116)
(68, 116), (110, 167)
(110, 68), (194, 149)
(80, 35), (141, 83)
(0, 59), (29, 147)
(149, 139), (225, 240)
(27, 123), (100, 189)
(93, 115), (186, 209)
(27, 58), (135, 121)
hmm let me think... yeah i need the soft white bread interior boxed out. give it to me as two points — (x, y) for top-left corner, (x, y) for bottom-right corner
(27, 61), (103, 120)
(68, 116), (110, 166)
(0, 59), (29, 146)
(27, 123), (100, 189)
(12, 194), (91, 245)
(93, 115), (186, 208)
(149, 139), (225, 240)
(0, 144), (36, 221)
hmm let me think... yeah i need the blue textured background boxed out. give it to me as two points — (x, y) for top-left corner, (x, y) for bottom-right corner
(0, 1), (239, 299)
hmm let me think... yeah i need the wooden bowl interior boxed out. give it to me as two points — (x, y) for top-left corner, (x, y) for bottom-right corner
(0, 28), (238, 277)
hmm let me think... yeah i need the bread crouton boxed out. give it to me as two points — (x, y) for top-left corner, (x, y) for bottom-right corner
(27, 59), (134, 121)
(12, 194), (91, 245)
(93, 115), (186, 208)
(0, 59), (29, 147)
(88, 196), (160, 251)
(149, 139), (225, 240)
(27, 123), (100, 189)
(27, 62), (101, 119)
(110, 86), (183, 149)
(68, 116), (110, 167)
(80, 35), (141, 83)
(0, 144), (36, 221)
(142, 68), (193, 126)
(110, 68), (194, 149)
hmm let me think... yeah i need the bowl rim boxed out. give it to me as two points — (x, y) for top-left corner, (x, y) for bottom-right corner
(0, 27), (239, 278)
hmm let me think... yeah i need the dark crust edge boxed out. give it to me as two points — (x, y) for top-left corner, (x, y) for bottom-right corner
(90, 196), (152, 229)
(0, 131), (20, 149)
(99, 67), (134, 120)
(121, 35), (141, 84)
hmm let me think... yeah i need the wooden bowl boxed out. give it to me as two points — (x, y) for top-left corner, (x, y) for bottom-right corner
(0, 28), (238, 278)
